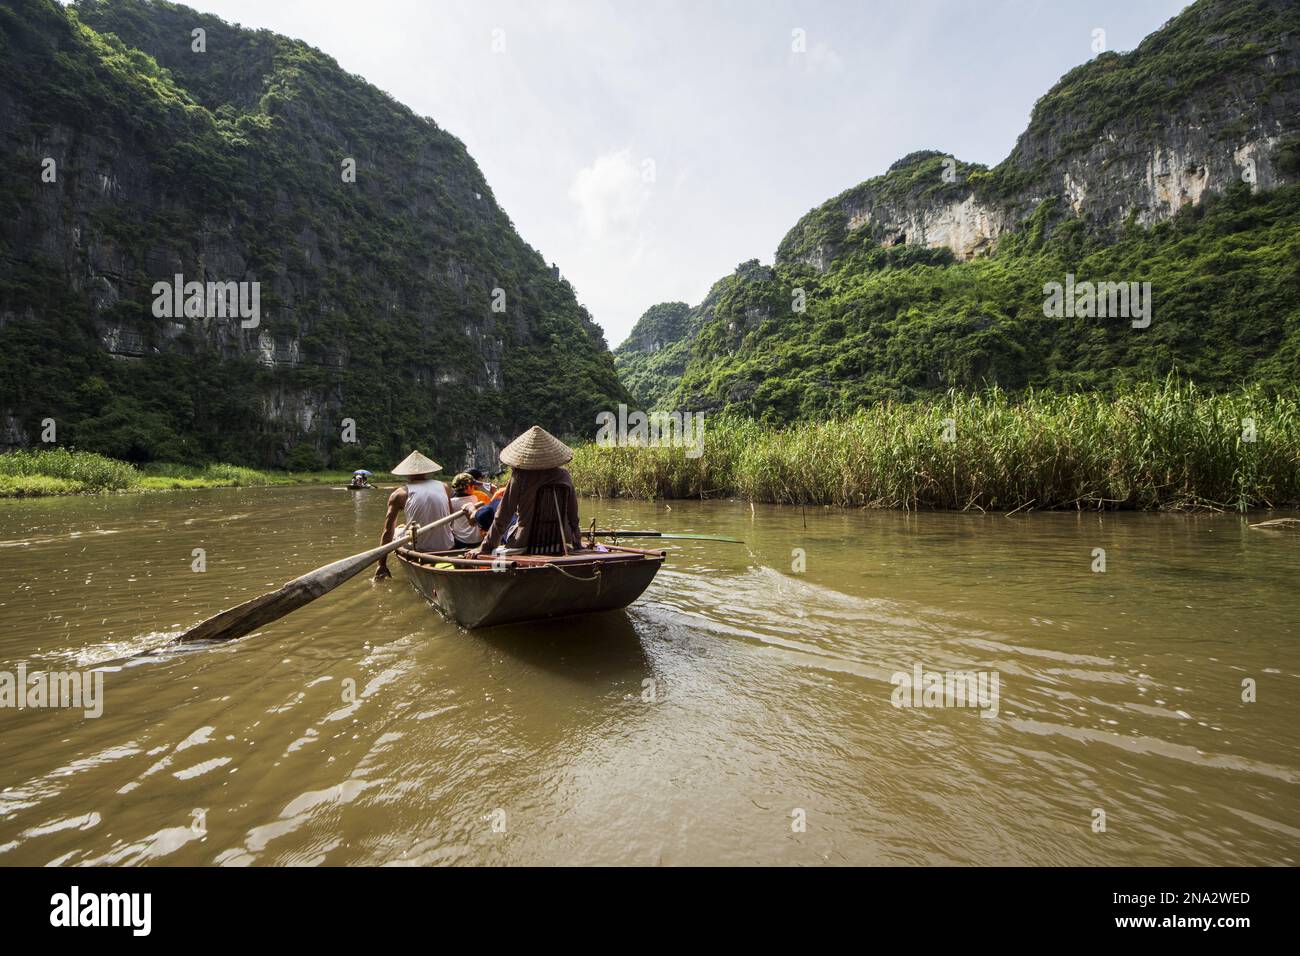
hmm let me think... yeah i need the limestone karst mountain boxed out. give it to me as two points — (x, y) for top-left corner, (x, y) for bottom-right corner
(618, 0), (1300, 418)
(0, 0), (629, 467)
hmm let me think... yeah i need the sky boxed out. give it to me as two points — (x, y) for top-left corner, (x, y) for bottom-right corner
(127, 0), (1189, 346)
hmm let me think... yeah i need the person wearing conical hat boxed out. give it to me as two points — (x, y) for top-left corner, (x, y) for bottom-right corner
(470, 425), (583, 557)
(374, 450), (455, 580)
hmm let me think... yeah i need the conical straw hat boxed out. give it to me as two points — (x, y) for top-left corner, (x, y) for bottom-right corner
(499, 425), (572, 469)
(391, 449), (442, 476)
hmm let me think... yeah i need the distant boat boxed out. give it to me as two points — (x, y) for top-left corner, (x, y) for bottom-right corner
(347, 469), (376, 491)
(395, 545), (665, 628)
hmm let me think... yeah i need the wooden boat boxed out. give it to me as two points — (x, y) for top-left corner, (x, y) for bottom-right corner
(395, 544), (666, 629)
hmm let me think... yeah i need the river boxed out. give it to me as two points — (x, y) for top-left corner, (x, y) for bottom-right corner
(0, 487), (1296, 865)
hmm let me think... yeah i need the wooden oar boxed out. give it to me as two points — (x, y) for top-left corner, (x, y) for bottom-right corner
(176, 505), (474, 644)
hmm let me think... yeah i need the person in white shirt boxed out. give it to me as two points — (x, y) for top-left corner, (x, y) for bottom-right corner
(374, 450), (454, 580)
(448, 472), (484, 548)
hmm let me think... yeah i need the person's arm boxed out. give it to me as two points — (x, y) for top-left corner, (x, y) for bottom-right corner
(476, 480), (516, 555)
(373, 486), (408, 580)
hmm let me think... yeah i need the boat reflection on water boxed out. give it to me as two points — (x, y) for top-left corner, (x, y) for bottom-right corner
(470, 609), (653, 682)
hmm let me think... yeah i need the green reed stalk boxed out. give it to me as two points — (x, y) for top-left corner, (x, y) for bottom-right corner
(568, 381), (1300, 511)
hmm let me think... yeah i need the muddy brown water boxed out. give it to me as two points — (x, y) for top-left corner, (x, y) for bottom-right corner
(0, 487), (1296, 865)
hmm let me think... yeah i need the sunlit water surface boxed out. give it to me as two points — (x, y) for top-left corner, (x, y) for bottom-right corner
(0, 487), (1296, 865)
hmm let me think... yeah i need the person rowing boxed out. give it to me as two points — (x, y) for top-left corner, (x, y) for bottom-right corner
(374, 450), (455, 581)
(469, 426), (584, 557)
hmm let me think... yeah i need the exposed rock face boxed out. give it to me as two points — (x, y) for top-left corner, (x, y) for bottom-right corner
(621, 0), (1300, 415)
(774, 151), (1016, 271)
(0, 0), (627, 466)
(843, 193), (1012, 262)
(777, 0), (1300, 273)
(999, 3), (1300, 230)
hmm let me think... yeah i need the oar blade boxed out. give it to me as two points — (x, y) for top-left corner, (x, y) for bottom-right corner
(177, 583), (313, 644)
(172, 506), (473, 646)
(177, 542), (391, 643)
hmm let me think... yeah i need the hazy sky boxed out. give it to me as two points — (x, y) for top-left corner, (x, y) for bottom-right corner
(131, 0), (1188, 345)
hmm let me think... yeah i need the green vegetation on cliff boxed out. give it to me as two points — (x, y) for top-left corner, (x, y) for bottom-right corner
(613, 302), (692, 410)
(666, 183), (1300, 421)
(1021, 0), (1299, 156)
(0, 0), (628, 468)
(616, 0), (1300, 422)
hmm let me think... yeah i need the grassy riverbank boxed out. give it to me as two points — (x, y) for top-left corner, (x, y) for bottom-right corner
(0, 449), (354, 497)
(569, 382), (1300, 512)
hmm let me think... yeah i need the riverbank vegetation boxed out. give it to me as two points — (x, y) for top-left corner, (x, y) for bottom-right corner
(569, 381), (1300, 512)
(0, 449), (353, 497)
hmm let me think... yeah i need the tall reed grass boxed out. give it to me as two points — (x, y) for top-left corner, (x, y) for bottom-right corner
(569, 382), (1300, 511)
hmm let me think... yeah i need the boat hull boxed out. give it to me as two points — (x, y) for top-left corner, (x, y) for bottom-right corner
(395, 546), (665, 629)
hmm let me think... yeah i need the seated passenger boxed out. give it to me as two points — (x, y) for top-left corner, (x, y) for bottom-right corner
(449, 472), (484, 548)
(470, 426), (582, 557)
(466, 468), (495, 502)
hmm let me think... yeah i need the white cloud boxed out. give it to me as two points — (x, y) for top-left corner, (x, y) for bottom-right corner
(797, 41), (845, 75)
(807, 42), (845, 74)
(568, 149), (653, 241)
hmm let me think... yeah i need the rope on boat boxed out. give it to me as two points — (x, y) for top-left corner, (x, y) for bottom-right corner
(546, 561), (603, 597)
